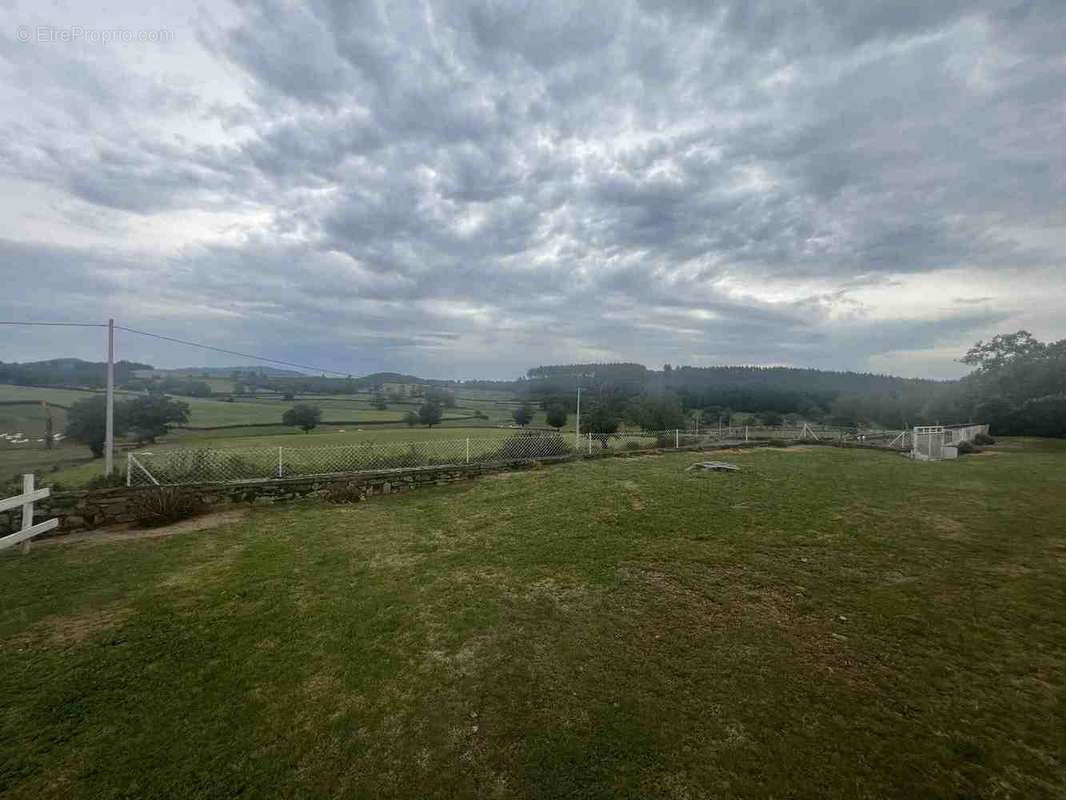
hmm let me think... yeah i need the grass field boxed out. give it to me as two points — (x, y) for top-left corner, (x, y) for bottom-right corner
(0, 383), (531, 486)
(2, 440), (1064, 798)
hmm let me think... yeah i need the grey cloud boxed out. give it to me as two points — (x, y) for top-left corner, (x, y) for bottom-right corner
(1, 0), (1064, 378)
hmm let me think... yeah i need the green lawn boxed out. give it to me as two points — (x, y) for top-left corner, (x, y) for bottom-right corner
(2, 440), (1064, 798)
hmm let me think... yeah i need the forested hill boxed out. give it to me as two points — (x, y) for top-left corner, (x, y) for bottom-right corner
(0, 358), (151, 388)
(524, 362), (953, 425)
(526, 363), (946, 393)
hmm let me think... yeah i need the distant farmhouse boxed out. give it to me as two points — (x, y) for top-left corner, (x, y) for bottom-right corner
(375, 381), (425, 398)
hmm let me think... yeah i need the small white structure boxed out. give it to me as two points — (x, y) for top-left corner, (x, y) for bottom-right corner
(910, 424), (990, 461)
(912, 425), (947, 460)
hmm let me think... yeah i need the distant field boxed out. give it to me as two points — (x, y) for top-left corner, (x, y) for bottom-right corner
(2, 441), (1063, 797)
(45, 425), (542, 487)
(0, 383), (570, 486)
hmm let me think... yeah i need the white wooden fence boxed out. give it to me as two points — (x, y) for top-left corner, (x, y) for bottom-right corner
(0, 474), (58, 553)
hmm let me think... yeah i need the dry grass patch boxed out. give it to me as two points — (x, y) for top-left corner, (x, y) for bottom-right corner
(35, 604), (129, 647)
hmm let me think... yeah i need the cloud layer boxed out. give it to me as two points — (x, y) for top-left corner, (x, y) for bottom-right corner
(2, 0), (1064, 378)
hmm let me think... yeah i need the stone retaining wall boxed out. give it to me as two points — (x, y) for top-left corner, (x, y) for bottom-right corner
(16, 440), (784, 537)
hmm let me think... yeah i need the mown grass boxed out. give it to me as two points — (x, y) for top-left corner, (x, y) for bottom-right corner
(1, 441), (1064, 798)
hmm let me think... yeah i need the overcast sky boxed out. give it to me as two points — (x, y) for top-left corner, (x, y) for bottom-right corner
(1, 1), (1063, 380)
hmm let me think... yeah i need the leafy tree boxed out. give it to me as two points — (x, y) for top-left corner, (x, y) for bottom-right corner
(418, 401), (443, 428)
(125, 395), (190, 443)
(584, 403), (620, 447)
(371, 392), (388, 410)
(1016, 394), (1066, 437)
(625, 392), (685, 431)
(403, 410), (419, 426)
(64, 395), (126, 458)
(546, 405), (567, 430)
(282, 404), (322, 433)
(962, 331), (1046, 372)
(513, 404), (533, 427)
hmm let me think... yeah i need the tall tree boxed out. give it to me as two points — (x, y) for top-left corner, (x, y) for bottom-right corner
(513, 404), (533, 427)
(126, 395), (190, 443)
(418, 401), (443, 428)
(64, 395), (126, 458)
(282, 404), (322, 433)
(545, 405), (567, 430)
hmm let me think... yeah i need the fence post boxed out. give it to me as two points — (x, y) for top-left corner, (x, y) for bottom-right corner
(126, 453), (132, 487)
(745, 426), (749, 442)
(675, 429), (679, 449)
(466, 438), (470, 463)
(277, 447), (283, 478)
(20, 473), (33, 554)
(587, 432), (592, 455)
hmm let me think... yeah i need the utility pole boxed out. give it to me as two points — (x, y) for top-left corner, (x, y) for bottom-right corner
(104, 318), (114, 476)
(575, 386), (581, 449)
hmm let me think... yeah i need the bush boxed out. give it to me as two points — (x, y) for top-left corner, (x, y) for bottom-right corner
(128, 488), (204, 527)
(323, 482), (364, 504)
(485, 434), (572, 462)
(973, 432), (996, 446)
(956, 440), (977, 455)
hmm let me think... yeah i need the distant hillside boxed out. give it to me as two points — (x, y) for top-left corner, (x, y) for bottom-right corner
(527, 362), (946, 392)
(0, 358), (152, 388)
(524, 362), (957, 427)
(153, 366), (307, 378)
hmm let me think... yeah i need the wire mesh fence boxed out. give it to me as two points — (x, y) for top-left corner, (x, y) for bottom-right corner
(128, 432), (579, 486)
(125, 422), (986, 486)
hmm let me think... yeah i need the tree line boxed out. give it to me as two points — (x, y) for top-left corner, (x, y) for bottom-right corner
(523, 332), (1066, 436)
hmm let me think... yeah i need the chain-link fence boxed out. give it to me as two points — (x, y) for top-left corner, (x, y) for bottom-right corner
(125, 422), (986, 486)
(128, 432), (579, 486)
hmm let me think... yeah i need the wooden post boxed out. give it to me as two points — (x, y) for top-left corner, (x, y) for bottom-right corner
(105, 318), (114, 476)
(20, 473), (33, 554)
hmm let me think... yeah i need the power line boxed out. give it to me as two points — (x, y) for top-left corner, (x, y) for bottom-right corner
(115, 325), (350, 377)
(0, 321), (106, 327)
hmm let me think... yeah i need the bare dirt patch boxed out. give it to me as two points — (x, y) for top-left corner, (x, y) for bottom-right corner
(40, 509), (249, 547)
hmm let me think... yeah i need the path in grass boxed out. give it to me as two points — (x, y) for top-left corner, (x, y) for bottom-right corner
(1, 441), (1064, 798)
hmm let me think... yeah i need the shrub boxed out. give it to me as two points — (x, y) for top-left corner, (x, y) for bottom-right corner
(956, 440), (977, 455)
(485, 434), (572, 461)
(129, 488), (204, 527)
(323, 482), (364, 504)
(973, 432), (996, 446)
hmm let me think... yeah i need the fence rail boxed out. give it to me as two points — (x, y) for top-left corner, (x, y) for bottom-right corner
(0, 474), (58, 552)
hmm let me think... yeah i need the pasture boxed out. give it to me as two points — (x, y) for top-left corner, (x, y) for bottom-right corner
(0, 383), (540, 487)
(1, 441), (1064, 798)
